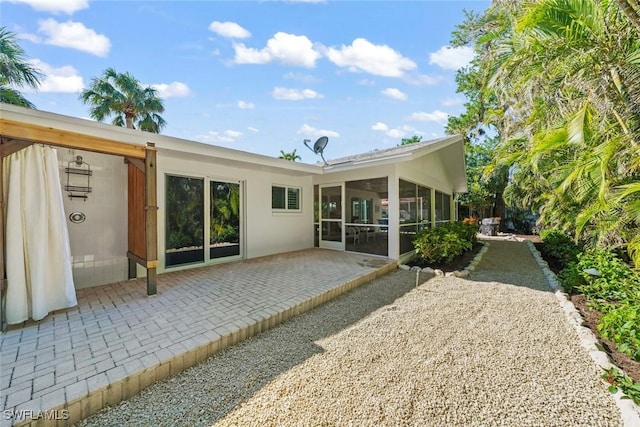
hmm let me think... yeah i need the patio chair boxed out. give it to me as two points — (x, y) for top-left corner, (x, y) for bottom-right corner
(346, 226), (360, 244)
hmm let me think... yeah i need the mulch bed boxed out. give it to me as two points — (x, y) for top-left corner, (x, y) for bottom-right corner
(406, 242), (484, 272)
(534, 243), (640, 383)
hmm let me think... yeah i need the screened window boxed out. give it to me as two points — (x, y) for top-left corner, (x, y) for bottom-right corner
(435, 191), (451, 223)
(272, 185), (301, 211)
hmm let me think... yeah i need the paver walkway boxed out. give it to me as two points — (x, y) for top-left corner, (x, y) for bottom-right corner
(78, 239), (638, 426)
(0, 248), (395, 426)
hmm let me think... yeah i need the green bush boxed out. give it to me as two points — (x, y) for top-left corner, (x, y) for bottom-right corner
(557, 261), (587, 294)
(540, 229), (581, 268)
(413, 222), (477, 264)
(575, 250), (640, 307)
(598, 303), (640, 362)
(560, 249), (640, 363)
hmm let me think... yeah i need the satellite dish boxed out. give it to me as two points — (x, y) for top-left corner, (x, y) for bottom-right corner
(303, 136), (329, 165)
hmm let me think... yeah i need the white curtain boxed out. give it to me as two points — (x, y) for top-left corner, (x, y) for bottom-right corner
(3, 144), (77, 324)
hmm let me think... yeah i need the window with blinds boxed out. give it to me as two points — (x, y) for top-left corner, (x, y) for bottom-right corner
(272, 185), (301, 211)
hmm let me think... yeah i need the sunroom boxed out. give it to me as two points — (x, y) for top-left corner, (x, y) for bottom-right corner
(314, 135), (467, 262)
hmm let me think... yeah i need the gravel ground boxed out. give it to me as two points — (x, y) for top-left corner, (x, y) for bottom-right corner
(77, 240), (623, 427)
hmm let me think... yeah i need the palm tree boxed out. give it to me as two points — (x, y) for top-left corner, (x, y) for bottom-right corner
(616, 0), (640, 33)
(79, 68), (166, 133)
(448, 0), (640, 265)
(278, 149), (301, 161)
(0, 26), (42, 108)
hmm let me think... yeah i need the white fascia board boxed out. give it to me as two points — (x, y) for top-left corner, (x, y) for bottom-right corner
(1, 104), (323, 175)
(155, 135), (323, 175)
(407, 134), (464, 160)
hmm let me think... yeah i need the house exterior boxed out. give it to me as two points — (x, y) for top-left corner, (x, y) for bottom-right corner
(0, 104), (466, 299)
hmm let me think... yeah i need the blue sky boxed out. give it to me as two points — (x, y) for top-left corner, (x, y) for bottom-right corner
(2, 0), (490, 161)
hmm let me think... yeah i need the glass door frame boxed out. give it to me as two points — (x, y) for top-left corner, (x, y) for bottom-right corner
(208, 178), (244, 263)
(319, 183), (344, 250)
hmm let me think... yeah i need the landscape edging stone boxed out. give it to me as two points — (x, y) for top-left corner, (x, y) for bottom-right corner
(525, 239), (640, 426)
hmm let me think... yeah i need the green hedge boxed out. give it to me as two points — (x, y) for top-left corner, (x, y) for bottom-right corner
(413, 222), (478, 265)
(550, 244), (640, 363)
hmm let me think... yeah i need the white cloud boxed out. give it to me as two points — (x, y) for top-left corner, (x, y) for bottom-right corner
(297, 124), (339, 138)
(442, 97), (465, 107)
(233, 32), (321, 68)
(283, 72), (319, 83)
(405, 73), (440, 86)
(358, 79), (376, 86)
(225, 129), (243, 138)
(429, 46), (475, 71)
(208, 21), (251, 39)
(409, 110), (449, 123)
(324, 38), (416, 77)
(4, 0), (88, 14)
(38, 19), (110, 56)
(381, 88), (407, 101)
(387, 128), (406, 138)
(151, 82), (191, 98)
(24, 59), (83, 93)
(371, 122), (417, 139)
(196, 129), (243, 144)
(272, 87), (323, 101)
(237, 100), (255, 109)
(248, 126), (259, 133)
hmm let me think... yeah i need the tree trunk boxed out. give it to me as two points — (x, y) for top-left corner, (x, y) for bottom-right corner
(617, 0), (640, 35)
(125, 114), (135, 129)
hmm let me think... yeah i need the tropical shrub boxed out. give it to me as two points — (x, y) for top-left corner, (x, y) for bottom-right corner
(413, 222), (477, 264)
(598, 303), (640, 362)
(540, 229), (582, 269)
(559, 248), (640, 363)
(575, 250), (640, 306)
(556, 261), (586, 295)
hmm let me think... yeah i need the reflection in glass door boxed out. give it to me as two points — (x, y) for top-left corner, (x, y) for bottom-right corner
(210, 180), (241, 259)
(165, 175), (205, 267)
(320, 185), (343, 250)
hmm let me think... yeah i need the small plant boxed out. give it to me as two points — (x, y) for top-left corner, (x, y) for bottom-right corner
(556, 261), (586, 294)
(576, 250), (640, 305)
(602, 367), (640, 404)
(413, 222), (477, 265)
(540, 229), (582, 268)
(597, 303), (640, 362)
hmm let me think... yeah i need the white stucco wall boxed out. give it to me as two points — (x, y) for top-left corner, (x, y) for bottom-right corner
(155, 150), (314, 273)
(58, 149), (128, 289)
(396, 153), (455, 195)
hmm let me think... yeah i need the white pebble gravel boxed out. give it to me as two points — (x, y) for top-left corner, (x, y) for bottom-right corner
(77, 240), (624, 427)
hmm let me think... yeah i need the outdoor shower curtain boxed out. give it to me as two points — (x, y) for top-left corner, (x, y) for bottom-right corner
(3, 144), (77, 324)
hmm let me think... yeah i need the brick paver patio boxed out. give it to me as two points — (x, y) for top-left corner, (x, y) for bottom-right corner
(0, 248), (396, 426)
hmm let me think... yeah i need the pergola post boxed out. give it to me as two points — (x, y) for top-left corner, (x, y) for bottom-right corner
(145, 143), (158, 295)
(0, 154), (5, 332)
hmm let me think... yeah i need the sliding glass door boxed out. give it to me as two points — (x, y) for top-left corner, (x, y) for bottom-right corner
(165, 175), (243, 267)
(210, 180), (241, 259)
(165, 175), (205, 267)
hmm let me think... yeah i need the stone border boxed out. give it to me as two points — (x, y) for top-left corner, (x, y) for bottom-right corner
(526, 240), (640, 426)
(399, 241), (490, 280)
